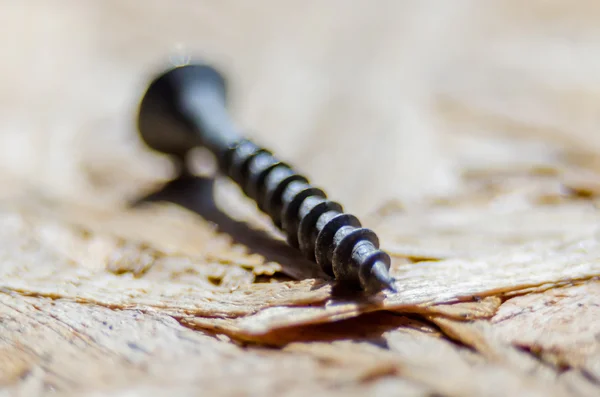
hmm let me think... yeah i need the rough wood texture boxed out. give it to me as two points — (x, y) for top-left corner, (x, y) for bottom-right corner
(1, 1), (600, 396)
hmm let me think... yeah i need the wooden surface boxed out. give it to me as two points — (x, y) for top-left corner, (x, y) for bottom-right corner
(1, 1), (600, 396)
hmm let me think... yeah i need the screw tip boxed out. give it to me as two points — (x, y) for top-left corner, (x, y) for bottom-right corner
(370, 260), (397, 293)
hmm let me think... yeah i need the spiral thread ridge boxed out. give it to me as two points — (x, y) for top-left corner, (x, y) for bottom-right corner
(221, 139), (392, 292)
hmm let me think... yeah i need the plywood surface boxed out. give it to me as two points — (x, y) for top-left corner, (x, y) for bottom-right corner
(1, 1), (600, 396)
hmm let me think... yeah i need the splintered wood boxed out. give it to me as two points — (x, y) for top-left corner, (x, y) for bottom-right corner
(2, 176), (600, 396)
(2, 1), (600, 396)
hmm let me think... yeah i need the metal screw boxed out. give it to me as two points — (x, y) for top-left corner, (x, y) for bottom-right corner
(136, 63), (396, 293)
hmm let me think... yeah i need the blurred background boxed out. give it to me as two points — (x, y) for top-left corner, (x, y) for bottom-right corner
(1, 0), (599, 218)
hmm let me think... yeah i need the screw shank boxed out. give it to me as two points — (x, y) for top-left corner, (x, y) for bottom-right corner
(180, 79), (242, 156)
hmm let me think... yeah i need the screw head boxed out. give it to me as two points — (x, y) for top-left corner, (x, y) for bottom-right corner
(137, 63), (227, 158)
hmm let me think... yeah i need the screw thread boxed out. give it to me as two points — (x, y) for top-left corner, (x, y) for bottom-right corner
(221, 139), (394, 292)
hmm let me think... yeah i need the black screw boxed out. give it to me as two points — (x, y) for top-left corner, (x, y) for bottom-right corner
(136, 63), (396, 294)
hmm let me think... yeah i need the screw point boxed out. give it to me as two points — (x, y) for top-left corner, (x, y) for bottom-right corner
(371, 260), (397, 293)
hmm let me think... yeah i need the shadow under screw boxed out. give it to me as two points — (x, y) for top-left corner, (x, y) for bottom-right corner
(130, 174), (329, 283)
